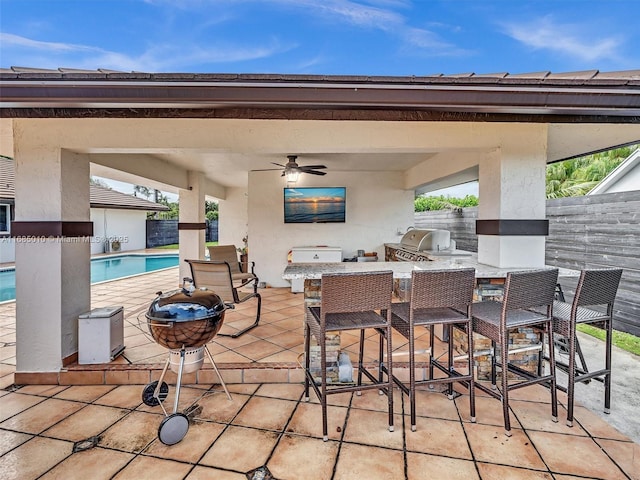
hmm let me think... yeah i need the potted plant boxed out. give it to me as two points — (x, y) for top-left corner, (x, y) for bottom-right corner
(237, 235), (248, 272)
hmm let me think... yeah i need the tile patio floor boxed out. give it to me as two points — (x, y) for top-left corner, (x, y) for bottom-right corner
(0, 267), (638, 479)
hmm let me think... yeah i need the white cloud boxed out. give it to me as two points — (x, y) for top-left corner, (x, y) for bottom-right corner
(0, 33), (102, 54)
(267, 0), (469, 56)
(501, 16), (622, 62)
(0, 32), (291, 72)
(401, 27), (468, 56)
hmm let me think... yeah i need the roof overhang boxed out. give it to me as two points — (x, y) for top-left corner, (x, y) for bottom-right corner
(2, 70), (640, 122)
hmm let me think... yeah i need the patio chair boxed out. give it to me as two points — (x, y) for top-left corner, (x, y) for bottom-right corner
(185, 259), (262, 338)
(472, 268), (559, 436)
(207, 244), (258, 294)
(304, 270), (395, 441)
(551, 268), (623, 426)
(390, 268), (476, 431)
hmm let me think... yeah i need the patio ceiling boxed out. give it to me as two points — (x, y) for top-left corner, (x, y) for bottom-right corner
(1, 68), (639, 195)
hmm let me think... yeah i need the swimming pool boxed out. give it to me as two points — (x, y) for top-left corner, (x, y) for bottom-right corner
(0, 254), (179, 303)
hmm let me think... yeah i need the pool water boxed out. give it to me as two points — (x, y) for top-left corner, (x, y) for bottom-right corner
(0, 254), (179, 303)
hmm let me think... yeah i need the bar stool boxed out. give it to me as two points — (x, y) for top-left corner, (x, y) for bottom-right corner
(472, 268), (559, 436)
(390, 268), (476, 431)
(552, 268), (622, 426)
(303, 270), (395, 441)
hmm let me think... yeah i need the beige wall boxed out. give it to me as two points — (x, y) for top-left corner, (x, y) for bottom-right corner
(245, 169), (414, 288)
(218, 186), (249, 249)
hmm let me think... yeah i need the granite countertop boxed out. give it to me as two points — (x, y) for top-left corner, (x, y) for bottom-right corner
(282, 253), (579, 280)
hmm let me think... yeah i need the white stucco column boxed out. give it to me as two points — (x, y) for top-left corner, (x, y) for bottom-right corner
(13, 145), (91, 373)
(178, 171), (206, 281)
(477, 136), (548, 268)
(218, 186), (248, 248)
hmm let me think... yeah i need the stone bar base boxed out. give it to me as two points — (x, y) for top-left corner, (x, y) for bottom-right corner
(304, 279), (341, 383)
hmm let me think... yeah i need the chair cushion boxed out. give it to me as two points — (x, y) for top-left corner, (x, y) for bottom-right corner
(551, 300), (611, 336)
(472, 300), (551, 342)
(308, 306), (388, 332)
(391, 302), (469, 339)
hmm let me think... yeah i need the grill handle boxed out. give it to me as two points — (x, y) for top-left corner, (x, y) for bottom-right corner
(148, 320), (175, 328)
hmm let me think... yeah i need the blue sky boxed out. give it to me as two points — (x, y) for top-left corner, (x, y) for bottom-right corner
(1, 0), (638, 75)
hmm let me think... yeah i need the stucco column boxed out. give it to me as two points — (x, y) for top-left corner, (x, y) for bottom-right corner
(178, 171), (206, 281)
(477, 140), (548, 268)
(13, 146), (91, 374)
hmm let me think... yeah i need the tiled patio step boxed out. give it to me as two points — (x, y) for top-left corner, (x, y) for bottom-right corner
(14, 362), (422, 386)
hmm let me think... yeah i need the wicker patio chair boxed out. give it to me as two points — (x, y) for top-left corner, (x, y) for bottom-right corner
(551, 268), (622, 426)
(207, 244), (258, 294)
(390, 268), (476, 431)
(185, 259), (262, 338)
(303, 270), (394, 441)
(472, 268), (559, 436)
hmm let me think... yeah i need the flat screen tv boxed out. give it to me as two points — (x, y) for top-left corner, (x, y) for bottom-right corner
(284, 187), (346, 223)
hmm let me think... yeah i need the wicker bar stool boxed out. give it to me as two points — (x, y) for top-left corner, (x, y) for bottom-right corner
(552, 268), (622, 426)
(390, 268), (476, 431)
(472, 268), (559, 436)
(303, 270), (395, 441)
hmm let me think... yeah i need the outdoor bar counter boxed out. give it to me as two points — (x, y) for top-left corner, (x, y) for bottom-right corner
(283, 254), (578, 280)
(283, 256), (578, 382)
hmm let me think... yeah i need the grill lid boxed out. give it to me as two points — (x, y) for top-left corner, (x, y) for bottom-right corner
(146, 288), (226, 322)
(400, 228), (451, 251)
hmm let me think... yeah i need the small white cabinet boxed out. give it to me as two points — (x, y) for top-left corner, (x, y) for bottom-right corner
(78, 306), (125, 364)
(290, 246), (342, 292)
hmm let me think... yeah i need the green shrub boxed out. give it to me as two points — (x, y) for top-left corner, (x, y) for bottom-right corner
(415, 195), (478, 212)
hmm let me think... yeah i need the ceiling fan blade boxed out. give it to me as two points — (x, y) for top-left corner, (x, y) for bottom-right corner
(302, 170), (327, 176)
(271, 162), (286, 168)
(299, 165), (326, 169)
(252, 168), (282, 171)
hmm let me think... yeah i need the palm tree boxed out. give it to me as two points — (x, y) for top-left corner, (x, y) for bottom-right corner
(133, 185), (152, 199)
(546, 144), (637, 198)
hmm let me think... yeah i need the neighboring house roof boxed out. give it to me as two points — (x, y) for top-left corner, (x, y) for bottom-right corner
(588, 149), (640, 195)
(0, 157), (169, 211)
(1, 68), (639, 122)
(88, 185), (170, 211)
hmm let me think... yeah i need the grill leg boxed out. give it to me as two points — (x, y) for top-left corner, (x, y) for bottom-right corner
(173, 347), (186, 415)
(156, 358), (171, 417)
(204, 346), (232, 401)
(155, 358), (171, 397)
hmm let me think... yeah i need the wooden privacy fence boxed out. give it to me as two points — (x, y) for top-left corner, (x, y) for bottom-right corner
(415, 190), (640, 336)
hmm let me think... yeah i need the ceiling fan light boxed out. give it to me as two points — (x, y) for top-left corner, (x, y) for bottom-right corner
(285, 170), (300, 183)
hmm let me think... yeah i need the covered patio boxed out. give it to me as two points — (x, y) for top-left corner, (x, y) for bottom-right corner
(1, 68), (639, 382)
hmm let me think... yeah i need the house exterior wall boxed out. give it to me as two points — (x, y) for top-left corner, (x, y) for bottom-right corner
(0, 234), (14, 263)
(246, 169), (414, 288)
(597, 163), (640, 193)
(90, 208), (148, 254)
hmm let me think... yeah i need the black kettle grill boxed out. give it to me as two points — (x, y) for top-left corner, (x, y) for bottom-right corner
(142, 280), (232, 445)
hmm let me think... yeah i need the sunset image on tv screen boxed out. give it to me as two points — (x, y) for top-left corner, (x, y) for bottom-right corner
(284, 187), (346, 223)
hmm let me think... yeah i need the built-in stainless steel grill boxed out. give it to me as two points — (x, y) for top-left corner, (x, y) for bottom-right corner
(388, 228), (454, 261)
(400, 228), (451, 252)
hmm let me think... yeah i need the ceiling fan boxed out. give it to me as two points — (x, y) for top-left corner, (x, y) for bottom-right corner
(256, 155), (327, 181)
